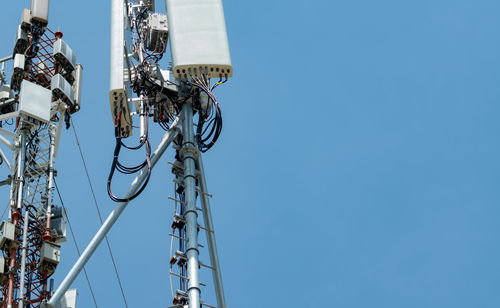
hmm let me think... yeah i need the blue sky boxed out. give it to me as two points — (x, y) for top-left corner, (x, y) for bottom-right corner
(1, 0), (500, 307)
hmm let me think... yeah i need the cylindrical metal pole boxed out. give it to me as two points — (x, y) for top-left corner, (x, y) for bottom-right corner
(17, 207), (29, 308)
(43, 125), (56, 241)
(15, 132), (26, 210)
(7, 213), (20, 308)
(196, 155), (227, 308)
(180, 102), (201, 308)
(0, 146), (12, 171)
(0, 133), (15, 150)
(139, 101), (146, 139)
(47, 122), (181, 307)
(0, 55), (13, 63)
(8, 131), (26, 308)
(18, 127), (35, 306)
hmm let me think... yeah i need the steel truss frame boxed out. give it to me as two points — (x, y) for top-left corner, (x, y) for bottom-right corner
(0, 28), (70, 308)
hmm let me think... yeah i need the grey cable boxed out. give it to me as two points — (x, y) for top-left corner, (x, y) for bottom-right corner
(54, 179), (99, 308)
(70, 118), (129, 308)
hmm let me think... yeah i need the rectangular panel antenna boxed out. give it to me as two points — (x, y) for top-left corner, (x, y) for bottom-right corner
(32, 0), (50, 25)
(110, 0), (133, 138)
(19, 80), (52, 123)
(13, 26), (29, 56)
(21, 9), (31, 30)
(53, 39), (76, 73)
(166, 0), (233, 79)
(51, 74), (75, 107)
(11, 54), (26, 91)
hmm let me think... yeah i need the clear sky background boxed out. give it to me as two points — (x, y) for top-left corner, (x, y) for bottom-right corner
(1, 0), (500, 307)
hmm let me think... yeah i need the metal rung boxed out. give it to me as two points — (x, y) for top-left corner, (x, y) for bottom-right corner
(168, 196), (184, 204)
(198, 224), (214, 233)
(169, 233), (205, 248)
(170, 272), (189, 281)
(201, 302), (216, 308)
(196, 188), (212, 198)
(173, 182), (213, 200)
(174, 179), (212, 198)
(169, 273), (207, 287)
(199, 261), (215, 271)
(169, 197), (203, 211)
(0, 176), (11, 187)
(168, 161), (184, 170)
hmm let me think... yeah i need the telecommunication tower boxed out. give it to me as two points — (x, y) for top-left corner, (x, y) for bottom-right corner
(0, 1), (82, 307)
(0, 0), (232, 307)
(107, 2), (232, 306)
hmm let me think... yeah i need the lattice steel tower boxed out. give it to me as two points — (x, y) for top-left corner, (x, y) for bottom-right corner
(0, 1), (82, 307)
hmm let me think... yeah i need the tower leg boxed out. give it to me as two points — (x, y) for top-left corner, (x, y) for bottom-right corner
(7, 130), (27, 308)
(180, 102), (201, 308)
(43, 124), (57, 242)
(196, 155), (226, 308)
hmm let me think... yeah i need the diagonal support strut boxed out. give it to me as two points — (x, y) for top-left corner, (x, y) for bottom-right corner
(44, 117), (183, 308)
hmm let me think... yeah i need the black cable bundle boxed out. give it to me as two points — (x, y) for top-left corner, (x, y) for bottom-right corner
(189, 78), (227, 152)
(107, 105), (152, 203)
(106, 6), (173, 203)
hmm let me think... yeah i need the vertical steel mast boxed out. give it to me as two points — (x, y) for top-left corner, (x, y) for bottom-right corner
(179, 100), (202, 308)
(0, 2), (83, 307)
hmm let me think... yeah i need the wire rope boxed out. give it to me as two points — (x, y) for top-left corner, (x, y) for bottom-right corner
(70, 118), (129, 308)
(53, 179), (98, 308)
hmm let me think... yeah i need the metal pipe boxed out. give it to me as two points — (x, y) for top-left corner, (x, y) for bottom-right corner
(43, 125), (56, 241)
(53, 113), (64, 158)
(0, 177), (11, 187)
(0, 55), (13, 63)
(180, 102), (201, 308)
(16, 132), (26, 210)
(196, 154), (227, 308)
(8, 131), (26, 308)
(139, 101), (146, 140)
(16, 130), (29, 307)
(46, 119), (182, 308)
(0, 146), (12, 171)
(7, 212), (20, 308)
(0, 127), (16, 139)
(0, 133), (15, 150)
(18, 207), (30, 307)
(7, 151), (17, 220)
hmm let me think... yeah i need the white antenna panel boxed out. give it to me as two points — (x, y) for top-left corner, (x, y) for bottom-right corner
(32, 0), (50, 25)
(166, 0), (233, 79)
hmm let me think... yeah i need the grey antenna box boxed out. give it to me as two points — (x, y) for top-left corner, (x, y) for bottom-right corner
(166, 0), (233, 79)
(19, 80), (52, 123)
